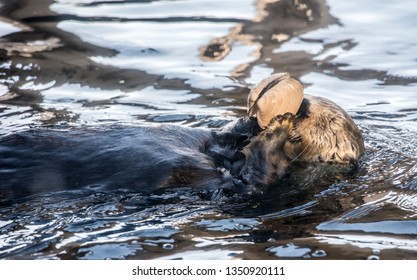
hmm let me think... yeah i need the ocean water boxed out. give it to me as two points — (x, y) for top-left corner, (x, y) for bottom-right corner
(1, 0), (417, 259)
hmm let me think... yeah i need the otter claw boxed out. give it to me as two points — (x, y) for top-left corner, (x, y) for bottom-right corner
(271, 115), (283, 123)
(266, 113), (295, 133)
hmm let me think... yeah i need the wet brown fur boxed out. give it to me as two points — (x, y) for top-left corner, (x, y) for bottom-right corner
(285, 95), (365, 163)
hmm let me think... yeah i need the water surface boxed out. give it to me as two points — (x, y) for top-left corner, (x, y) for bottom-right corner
(1, 0), (417, 259)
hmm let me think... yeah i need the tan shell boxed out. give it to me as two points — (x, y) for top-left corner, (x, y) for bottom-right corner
(247, 73), (304, 129)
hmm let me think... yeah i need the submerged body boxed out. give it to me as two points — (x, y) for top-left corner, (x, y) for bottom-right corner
(0, 125), (223, 202)
(0, 115), (293, 202)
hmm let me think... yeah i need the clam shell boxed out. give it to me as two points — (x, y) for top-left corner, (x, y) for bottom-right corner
(247, 73), (304, 129)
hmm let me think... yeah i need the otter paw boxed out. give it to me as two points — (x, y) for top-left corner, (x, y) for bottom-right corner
(267, 112), (294, 132)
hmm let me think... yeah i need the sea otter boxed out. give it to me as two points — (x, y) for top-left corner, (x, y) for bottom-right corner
(220, 72), (364, 187)
(246, 72), (364, 164)
(0, 73), (364, 202)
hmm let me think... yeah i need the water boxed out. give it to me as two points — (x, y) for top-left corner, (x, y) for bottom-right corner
(1, 0), (417, 260)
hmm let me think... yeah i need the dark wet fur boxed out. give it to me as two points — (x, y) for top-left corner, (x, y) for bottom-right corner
(0, 125), (215, 201)
(239, 113), (294, 186)
(0, 117), (293, 202)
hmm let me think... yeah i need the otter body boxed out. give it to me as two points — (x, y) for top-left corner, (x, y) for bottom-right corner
(0, 126), (221, 200)
(0, 74), (365, 202)
(0, 121), (263, 202)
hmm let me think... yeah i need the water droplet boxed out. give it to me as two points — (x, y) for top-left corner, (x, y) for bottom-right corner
(367, 255), (380, 260)
(312, 250), (327, 258)
(162, 243), (174, 250)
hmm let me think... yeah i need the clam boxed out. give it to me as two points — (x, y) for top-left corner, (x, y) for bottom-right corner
(247, 73), (304, 129)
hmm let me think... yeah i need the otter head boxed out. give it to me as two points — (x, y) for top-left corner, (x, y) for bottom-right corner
(247, 73), (304, 129)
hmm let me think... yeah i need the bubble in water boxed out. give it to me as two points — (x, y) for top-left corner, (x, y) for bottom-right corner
(367, 255), (380, 260)
(162, 243), (174, 250)
(312, 250), (327, 258)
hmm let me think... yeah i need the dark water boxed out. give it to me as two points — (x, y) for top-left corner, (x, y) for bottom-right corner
(1, 0), (417, 260)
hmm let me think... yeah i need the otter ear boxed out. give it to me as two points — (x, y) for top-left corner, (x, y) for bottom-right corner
(247, 73), (304, 129)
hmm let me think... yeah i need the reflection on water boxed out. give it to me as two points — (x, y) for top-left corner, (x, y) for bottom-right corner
(1, 0), (417, 259)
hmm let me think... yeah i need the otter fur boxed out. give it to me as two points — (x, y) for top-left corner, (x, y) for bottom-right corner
(285, 95), (364, 163)
(245, 73), (364, 164)
(239, 113), (294, 186)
